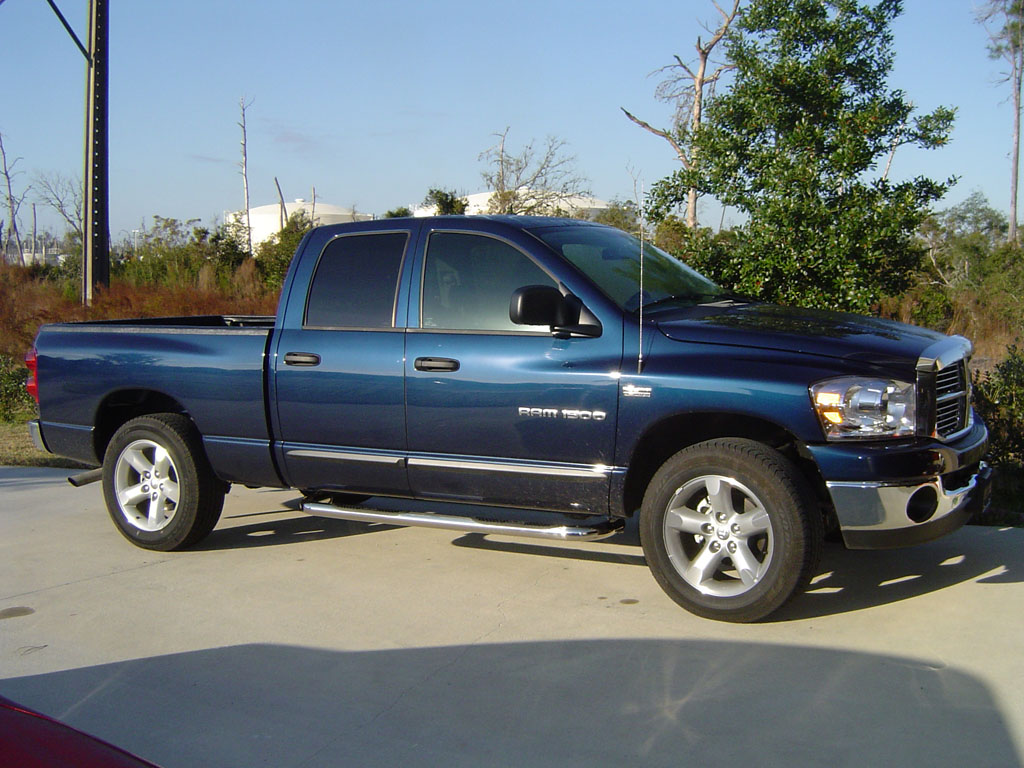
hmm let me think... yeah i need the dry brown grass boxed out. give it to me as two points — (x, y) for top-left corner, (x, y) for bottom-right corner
(0, 262), (280, 359)
(0, 413), (91, 469)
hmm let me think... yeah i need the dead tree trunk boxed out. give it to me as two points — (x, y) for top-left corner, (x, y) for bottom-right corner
(0, 133), (27, 264)
(621, 0), (739, 229)
(238, 98), (254, 256)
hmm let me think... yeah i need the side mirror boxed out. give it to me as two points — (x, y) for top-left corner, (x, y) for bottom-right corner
(510, 285), (568, 326)
(509, 285), (601, 338)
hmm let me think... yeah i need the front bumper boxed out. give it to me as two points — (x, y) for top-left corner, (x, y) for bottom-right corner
(826, 462), (992, 549)
(808, 419), (991, 549)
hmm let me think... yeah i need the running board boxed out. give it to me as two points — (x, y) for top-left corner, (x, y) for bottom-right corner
(301, 501), (624, 542)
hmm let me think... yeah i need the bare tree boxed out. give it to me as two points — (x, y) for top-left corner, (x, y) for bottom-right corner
(479, 128), (589, 215)
(238, 97), (254, 256)
(621, 0), (740, 229)
(34, 171), (84, 242)
(274, 177), (287, 232)
(0, 132), (29, 264)
(980, 1), (1024, 243)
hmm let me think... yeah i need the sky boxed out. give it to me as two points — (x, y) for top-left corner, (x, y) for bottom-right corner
(0, 0), (1015, 241)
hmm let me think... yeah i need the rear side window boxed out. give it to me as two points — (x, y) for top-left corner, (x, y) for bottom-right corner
(305, 232), (408, 328)
(421, 232), (555, 332)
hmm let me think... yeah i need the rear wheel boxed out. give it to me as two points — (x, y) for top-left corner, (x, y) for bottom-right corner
(639, 438), (822, 622)
(102, 414), (225, 550)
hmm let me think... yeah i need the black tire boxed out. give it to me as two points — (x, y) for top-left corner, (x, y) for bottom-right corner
(639, 438), (822, 622)
(102, 414), (226, 551)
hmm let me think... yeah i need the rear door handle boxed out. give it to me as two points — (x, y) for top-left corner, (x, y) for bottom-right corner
(414, 357), (460, 372)
(284, 352), (321, 367)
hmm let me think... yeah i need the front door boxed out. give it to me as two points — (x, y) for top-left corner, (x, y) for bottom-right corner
(405, 230), (621, 514)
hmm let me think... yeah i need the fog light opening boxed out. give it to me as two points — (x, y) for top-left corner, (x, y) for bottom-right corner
(906, 486), (939, 523)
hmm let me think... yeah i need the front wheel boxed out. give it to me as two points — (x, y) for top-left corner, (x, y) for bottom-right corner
(639, 439), (822, 622)
(102, 414), (225, 551)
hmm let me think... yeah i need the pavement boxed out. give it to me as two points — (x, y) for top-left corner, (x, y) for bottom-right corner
(1, 465), (1022, 767)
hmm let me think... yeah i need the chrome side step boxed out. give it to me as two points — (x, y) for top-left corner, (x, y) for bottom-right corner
(301, 501), (624, 542)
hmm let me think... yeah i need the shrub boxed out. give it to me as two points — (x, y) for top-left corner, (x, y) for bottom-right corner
(973, 346), (1024, 525)
(0, 355), (33, 422)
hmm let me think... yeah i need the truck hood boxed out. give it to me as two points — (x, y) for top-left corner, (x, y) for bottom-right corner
(653, 301), (947, 369)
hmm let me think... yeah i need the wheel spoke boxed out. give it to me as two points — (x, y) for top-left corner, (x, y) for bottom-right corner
(152, 446), (172, 478)
(162, 480), (179, 504)
(666, 506), (707, 534)
(124, 448), (153, 477)
(705, 477), (735, 517)
(731, 541), (763, 587)
(735, 508), (770, 536)
(118, 483), (148, 508)
(147, 495), (164, 527)
(685, 542), (725, 587)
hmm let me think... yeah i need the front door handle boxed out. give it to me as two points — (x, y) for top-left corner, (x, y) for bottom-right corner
(284, 352), (321, 367)
(414, 356), (460, 372)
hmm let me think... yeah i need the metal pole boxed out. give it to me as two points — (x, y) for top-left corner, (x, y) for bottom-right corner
(82, 0), (109, 305)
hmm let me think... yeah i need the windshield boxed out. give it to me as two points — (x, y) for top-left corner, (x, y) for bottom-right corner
(534, 225), (725, 311)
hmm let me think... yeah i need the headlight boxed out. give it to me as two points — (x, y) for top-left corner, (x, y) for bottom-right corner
(810, 377), (916, 440)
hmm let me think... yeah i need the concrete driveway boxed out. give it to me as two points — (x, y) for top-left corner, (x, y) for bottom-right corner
(1, 465), (1022, 767)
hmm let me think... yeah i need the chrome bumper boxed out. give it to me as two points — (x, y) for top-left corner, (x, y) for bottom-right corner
(27, 419), (49, 453)
(826, 462), (992, 549)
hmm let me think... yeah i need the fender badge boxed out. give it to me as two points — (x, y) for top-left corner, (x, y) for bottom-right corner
(623, 383), (652, 398)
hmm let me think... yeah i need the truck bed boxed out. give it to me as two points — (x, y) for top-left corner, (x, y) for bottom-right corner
(33, 316), (281, 487)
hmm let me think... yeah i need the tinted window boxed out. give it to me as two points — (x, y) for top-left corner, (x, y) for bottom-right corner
(305, 232), (407, 328)
(421, 232), (556, 332)
(535, 226), (722, 311)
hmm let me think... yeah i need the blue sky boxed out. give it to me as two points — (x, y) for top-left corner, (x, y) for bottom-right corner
(0, 0), (1014, 238)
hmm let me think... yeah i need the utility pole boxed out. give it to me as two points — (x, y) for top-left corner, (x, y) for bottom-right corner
(82, 0), (110, 304)
(43, 0), (109, 305)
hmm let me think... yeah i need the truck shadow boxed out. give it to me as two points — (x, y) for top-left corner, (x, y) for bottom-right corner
(449, 521), (1023, 622)
(200, 491), (1023, 622)
(775, 526), (1023, 621)
(195, 495), (400, 550)
(2, 640), (1019, 768)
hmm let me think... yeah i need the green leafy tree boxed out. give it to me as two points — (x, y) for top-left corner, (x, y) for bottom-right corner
(383, 206), (413, 218)
(422, 188), (468, 215)
(592, 201), (641, 233)
(255, 211), (313, 289)
(906, 193), (1024, 341)
(652, 0), (955, 313)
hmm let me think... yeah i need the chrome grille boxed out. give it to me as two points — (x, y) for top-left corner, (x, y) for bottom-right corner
(934, 360), (969, 439)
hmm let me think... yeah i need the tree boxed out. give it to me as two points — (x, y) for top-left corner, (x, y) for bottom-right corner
(479, 128), (589, 215)
(34, 171), (84, 243)
(238, 97), (254, 257)
(653, 0), (956, 313)
(255, 211), (313, 289)
(422, 188), (468, 215)
(622, 0), (740, 229)
(592, 200), (641, 233)
(0, 132), (29, 264)
(979, 1), (1024, 243)
(383, 206), (413, 218)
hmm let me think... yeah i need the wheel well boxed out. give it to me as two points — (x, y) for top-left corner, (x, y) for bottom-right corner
(93, 390), (190, 462)
(620, 412), (832, 523)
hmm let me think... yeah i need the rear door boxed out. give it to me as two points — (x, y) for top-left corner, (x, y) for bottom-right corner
(272, 226), (414, 495)
(404, 228), (622, 514)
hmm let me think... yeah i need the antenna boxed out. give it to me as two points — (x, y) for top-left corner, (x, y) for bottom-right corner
(636, 179), (645, 374)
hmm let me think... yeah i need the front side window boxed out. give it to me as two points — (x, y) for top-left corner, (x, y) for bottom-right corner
(421, 232), (556, 332)
(305, 232), (408, 328)
(535, 225), (723, 312)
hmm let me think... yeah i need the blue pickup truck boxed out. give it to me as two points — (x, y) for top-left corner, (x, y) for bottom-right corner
(26, 215), (991, 621)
